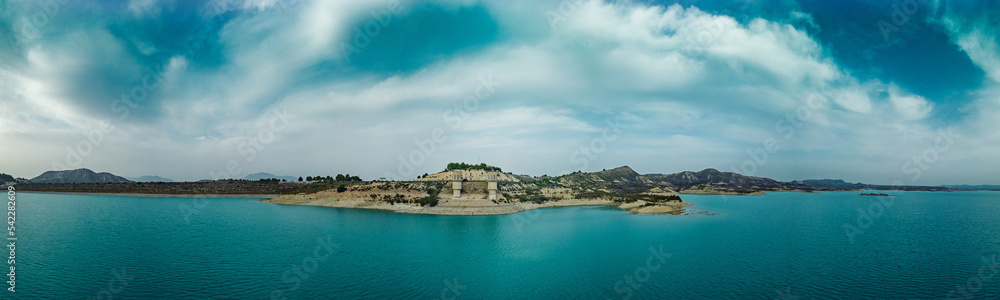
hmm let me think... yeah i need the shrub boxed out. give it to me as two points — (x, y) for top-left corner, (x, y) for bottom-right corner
(337, 185), (347, 193)
(417, 195), (439, 207)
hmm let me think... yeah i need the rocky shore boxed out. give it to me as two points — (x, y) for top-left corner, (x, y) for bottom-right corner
(262, 194), (692, 215)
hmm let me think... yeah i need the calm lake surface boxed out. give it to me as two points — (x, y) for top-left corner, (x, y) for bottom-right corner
(13, 191), (1000, 299)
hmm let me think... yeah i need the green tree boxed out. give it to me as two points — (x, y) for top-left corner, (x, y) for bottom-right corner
(306, 176), (313, 181)
(337, 185), (347, 193)
(298, 177), (303, 182)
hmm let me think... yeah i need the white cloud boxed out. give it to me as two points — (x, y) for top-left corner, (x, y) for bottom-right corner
(3, 0), (995, 184)
(888, 84), (933, 120)
(458, 107), (596, 135)
(941, 16), (1000, 84)
(831, 86), (872, 114)
(146, 0), (952, 180)
(128, 0), (161, 18)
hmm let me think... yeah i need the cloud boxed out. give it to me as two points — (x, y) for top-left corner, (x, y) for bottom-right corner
(888, 84), (932, 120)
(936, 2), (1000, 84)
(128, 0), (162, 18)
(0, 0), (996, 185)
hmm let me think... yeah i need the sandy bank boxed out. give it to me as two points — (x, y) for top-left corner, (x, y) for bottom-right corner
(262, 195), (692, 216)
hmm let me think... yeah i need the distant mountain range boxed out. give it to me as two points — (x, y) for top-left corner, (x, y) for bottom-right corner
(8, 166), (974, 193)
(556, 166), (791, 194)
(127, 175), (175, 182)
(29, 168), (131, 184)
(644, 168), (790, 192)
(554, 166), (956, 193)
(790, 179), (866, 190)
(941, 184), (1000, 190)
(792, 178), (956, 191)
(244, 172), (298, 182)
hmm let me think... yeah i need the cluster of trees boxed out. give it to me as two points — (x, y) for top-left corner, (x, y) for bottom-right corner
(370, 192), (438, 207)
(418, 188), (439, 206)
(534, 177), (560, 187)
(257, 178), (286, 182)
(372, 193), (406, 204)
(445, 162), (501, 172)
(509, 188), (550, 204)
(300, 174), (362, 182)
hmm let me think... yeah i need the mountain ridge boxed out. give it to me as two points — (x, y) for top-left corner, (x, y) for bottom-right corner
(127, 175), (175, 182)
(30, 168), (131, 184)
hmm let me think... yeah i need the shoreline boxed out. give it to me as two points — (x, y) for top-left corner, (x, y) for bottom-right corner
(20, 191), (279, 199)
(260, 197), (692, 216)
(18, 190), (691, 215)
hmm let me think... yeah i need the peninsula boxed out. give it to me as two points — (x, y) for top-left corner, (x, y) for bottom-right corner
(263, 164), (694, 215)
(9, 164), (963, 216)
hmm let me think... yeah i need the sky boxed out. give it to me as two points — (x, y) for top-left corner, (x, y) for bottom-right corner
(0, 0), (998, 185)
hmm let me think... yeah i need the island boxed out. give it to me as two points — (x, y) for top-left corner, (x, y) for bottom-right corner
(859, 193), (894, 197)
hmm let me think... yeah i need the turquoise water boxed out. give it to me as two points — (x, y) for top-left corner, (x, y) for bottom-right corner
(11, 191), (1000, 299)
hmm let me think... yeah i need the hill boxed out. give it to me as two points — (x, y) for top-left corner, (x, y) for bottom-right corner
(643, 168), (793, 193)
(0, 173), (14, 184)
(559, 166), (649, 188)
(244, 172), (298, 182)
(30, 168), (131, 183)
(791, 179), (865, 190)
(127, 175), (175, 182)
